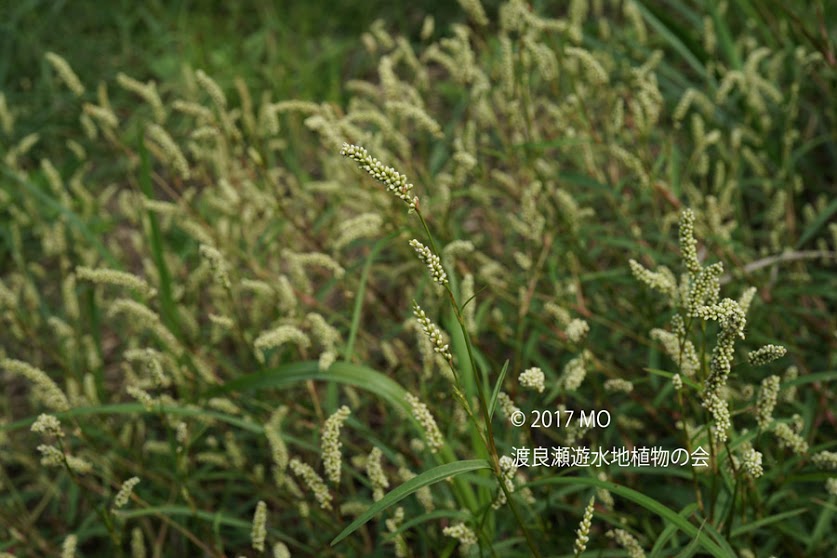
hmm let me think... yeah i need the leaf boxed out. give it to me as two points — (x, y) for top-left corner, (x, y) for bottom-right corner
(645, 367), (701, 390)
(343, 234), (396, 362)
(330, 459), (491, 547)
(209, 360), (410, 413)
(526, 476), (733, 558)
(731, 507), (807, 537)
(0, 403), (263, 434)
(650, 503), (699, 558)
(796, 198), (837, 248)
(632, 1), (707, 79)
(488, 359), (510, 420)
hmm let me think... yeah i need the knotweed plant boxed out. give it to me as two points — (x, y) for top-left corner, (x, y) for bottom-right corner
(0, 0), (835, 556)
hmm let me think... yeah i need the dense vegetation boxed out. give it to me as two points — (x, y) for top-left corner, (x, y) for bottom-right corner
(1, 1), (835, 556)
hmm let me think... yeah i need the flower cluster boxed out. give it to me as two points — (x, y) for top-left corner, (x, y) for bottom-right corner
(113, 476), (141, 511)
(405, 393), (444, 452)
(76, 265), (157, 297)
(289, 458), (333, 510)
(412, 302), (453, 362)
(321, 405), (351, 484)
(251, 500), (267, 552)
(574, 496), (596, 555)
(741, 447), (764, 478)
(562, 353), (588, 391)
(366, 447), (389, 502)
(519, 367), (546, 393)
(565, 318), (590, 343)
(756, 375), (780, 428)
(409, 239), (449, 285)
(748, 344), (787, 366)
(31, 414), (64, 438)
(773, 423), (808, 455)
(442, 522), (477, 553)
(341, 143), (419, 212)
(492, 455), (518, 509)
(254, 325), (310, 363)
(606, 529), (645, 558)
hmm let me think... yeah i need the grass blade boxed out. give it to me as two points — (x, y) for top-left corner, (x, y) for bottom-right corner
(330, 459), (491, 546)
(527, 476), (733, 558)
(488, 359), (510, 420)
(209, 360), (410, 413)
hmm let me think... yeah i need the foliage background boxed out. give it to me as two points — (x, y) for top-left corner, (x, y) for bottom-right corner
(1, 1), (836, 557)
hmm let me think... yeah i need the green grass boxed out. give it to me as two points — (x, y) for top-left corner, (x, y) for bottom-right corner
(1, 1), (836, 557)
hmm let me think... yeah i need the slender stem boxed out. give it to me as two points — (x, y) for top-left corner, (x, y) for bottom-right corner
(414, 208), (542, 558)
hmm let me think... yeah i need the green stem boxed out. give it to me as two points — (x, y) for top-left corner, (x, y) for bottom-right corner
(414, 208), (542, 558)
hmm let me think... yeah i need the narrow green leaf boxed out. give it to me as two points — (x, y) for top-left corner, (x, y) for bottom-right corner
(633, 1), (707, 79)
(650, 503), (699, 558)
(808, 498), (835, 554)
(138, 134), (181, 337)
(731, 507), (807, 537)
(526, 476), (733, 558)
(330, 459), (491, 546)
(488, 359), (510, 420)
(117, 505), (313, 552)
(645, 367), (701, 390)
(795, 198), (837, 248)
(343, 234), (395, 362)
(209, 360), (410, 413)
(0, 403), (263, 434)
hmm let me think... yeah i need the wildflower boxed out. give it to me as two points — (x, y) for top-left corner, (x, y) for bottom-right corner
(45, 52), (85, 96)
(321, 405), (351, 484)
(195, 69), (227, 109)
(562, 353), (588, 391)
(679, 209), (702, 276)
(607, 529), (645, 558)
(289, 458), (332, 510)
(340, 143), (419, 212)
(672, 374), (683, 391)
(116, 73), (165, 122)
(629, 259), (677, 300)
(826, 478), (837, 497)
(31, 414), (63, 438)
(251, 501), (267, 552)
(199, 245), (232, 290)
(2, 358), (70, 412)
(492, 455), (517, 509)
(412, 302), (453, 362)
(131, 527), (145, 558)
(741, 447), (763, 478)
(443, 522), (477, 553)
(113, 477), (140, 511)
(146, 124), (190, 179)
(458, 0), (488, 26)
(37, 444), (64, 467)
(334, 212), (383, 250)
(566, 318), (589, 343)
(366, 447), (389, 502)
(811, 451), (837, 470)
(756, 375), (780, 428)
(254, 325), (310, 363)
(773, 422), (808, 455)
(748, 344), (787, 366)
(574, 496), (596, 556)
(405, 393), (444, 452)
(273, 542), (291, 558)
(519, 367), (545, 393)
(409, 239), (448, 285)
(565, 47), (608, 85)
(62, 535), (78, 558)
(604, 379), (634, 393)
